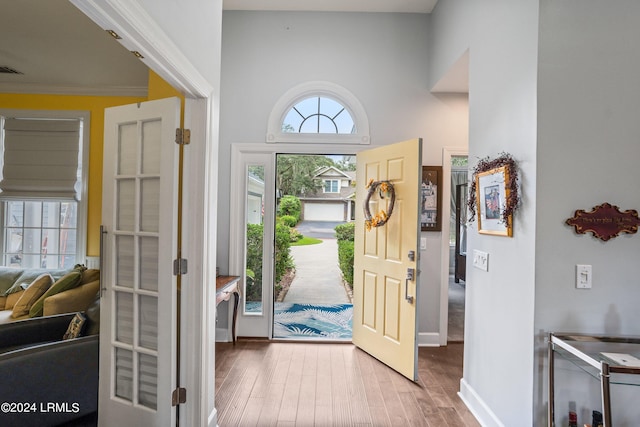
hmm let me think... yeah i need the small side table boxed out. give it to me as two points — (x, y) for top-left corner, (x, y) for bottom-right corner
(216, 275), (241, 344)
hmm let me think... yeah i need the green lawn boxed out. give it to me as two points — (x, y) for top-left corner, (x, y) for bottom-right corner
(291, 236), (323, 246)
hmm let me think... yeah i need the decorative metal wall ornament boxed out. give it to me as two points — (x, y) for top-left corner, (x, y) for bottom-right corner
(468, 152), (521, 234)
(364, 179), (395, 231)
(565, 203), (640, 241)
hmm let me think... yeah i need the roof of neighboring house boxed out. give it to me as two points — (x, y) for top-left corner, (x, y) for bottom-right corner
(300, 166), (355, 201)
(313, 166), (353, 180)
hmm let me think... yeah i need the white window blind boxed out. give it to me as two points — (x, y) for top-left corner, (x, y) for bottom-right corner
(1, 118), (81, 200)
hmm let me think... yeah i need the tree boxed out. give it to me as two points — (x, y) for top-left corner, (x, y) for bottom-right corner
(276, 155), (334, 196)
(248, 165), (264, 180)
(334, 155), (356, 171)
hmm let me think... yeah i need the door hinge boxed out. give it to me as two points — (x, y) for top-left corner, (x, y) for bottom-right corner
(173, 258), (188, 275)
(175, 128), (191, 145)
(172, 387), (187, 406)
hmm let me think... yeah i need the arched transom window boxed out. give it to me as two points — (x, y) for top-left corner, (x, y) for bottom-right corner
(267, 81), (370, 144)
(283, 97), (355, 134)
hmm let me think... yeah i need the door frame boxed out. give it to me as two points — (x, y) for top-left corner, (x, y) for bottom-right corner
(439, 147), (469, 345)
(69, 2), (216, 426)
(229, 143), (363, 339)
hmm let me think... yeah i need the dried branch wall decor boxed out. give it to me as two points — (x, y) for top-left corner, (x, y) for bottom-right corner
(364, 179), (395, 231)
(565, 203), (640, 241)
(468, 153), (521, 234)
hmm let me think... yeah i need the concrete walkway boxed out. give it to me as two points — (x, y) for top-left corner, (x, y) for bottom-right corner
(283, 238), (350, 304)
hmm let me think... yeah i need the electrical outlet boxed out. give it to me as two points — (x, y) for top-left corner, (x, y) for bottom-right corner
(472, 249), (489, 272)
(420, 237), (427, 250)
(576, 264), (592, 289)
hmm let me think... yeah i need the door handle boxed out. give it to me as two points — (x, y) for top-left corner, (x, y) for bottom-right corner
(99, 225), (107, 297)
(405, 268), (415, 303)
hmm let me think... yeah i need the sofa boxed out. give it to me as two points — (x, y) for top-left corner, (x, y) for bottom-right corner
(0, 295), (100, 426)
(0, 265), (100, 324)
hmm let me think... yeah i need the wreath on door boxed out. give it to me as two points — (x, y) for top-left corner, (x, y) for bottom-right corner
(364, 179), (396, 231)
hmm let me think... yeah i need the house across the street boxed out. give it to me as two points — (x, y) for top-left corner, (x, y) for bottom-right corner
(300, 166), (355, 222)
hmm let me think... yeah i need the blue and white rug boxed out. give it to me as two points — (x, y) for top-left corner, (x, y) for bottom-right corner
(273, 303), (353, 339)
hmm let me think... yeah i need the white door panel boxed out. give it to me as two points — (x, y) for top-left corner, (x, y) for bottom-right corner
(230, 150), (274, 339)
(100, 97), (180, 425)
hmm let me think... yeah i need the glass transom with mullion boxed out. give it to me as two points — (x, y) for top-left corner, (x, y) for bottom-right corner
(283, 97), (356, 134)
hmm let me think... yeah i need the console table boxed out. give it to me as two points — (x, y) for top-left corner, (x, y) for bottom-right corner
(548, 332), (640, 427)
(216, 275), (241, 344)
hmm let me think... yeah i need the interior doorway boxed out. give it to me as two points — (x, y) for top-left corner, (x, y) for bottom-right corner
(272, 154), (355, 340)
(448, 156), (468, 342)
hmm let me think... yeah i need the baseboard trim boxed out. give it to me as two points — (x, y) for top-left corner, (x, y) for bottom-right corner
(208, 408), (218, 427)
(418, 332), (441, 347)
(458, 378), (504, 427)
(215, 328), (230, 343)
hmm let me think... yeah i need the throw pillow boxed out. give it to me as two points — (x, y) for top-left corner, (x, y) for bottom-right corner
(5, 290), (24, 310)
(4, 267), (70, 296)
(0, 269), (25, 295)
(63, 312), (87, 340)
(28, 271), (82, 318)
(11, 274), (53, 318)
(80, 269), (100, 285)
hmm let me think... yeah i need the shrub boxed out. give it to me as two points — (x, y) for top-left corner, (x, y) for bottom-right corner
(245, 224), (264, 301)
(335, 222), (355, 242)
(274, 223), (293, 283)
(278, 195), (301, 222)
(280, 215), (298, 227)
(289, 227), (303, 242)
(245, 223), (294, 300)
(337, 240), (354, 287)
(335, 222), (355, 287)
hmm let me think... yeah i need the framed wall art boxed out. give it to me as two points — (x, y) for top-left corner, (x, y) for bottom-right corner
(475, 165), (513, 236)
(421, 166), (442, 232)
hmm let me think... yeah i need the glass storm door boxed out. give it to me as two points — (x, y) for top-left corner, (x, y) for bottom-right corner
(352, 139), (422, 381)
(100, 97), (180, 425)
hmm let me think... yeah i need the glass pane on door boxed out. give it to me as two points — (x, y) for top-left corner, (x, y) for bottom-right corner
(245, 165), (265, 315)
(111, 118), (161, 410)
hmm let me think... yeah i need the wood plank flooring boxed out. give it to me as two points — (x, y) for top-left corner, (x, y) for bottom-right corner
(215, 341), (479, 426)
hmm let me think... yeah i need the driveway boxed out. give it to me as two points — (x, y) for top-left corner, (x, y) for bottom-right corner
(284, 220), (350, 304)
(283, 238), (350, 304)
(295, 220), (345, 239)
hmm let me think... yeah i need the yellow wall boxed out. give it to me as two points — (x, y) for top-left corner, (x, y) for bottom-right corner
(148, 71), (185, 125)
(0, 70), (184, 258)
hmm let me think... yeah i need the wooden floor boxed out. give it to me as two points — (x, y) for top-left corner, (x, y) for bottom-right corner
(215, 341), (480, 426)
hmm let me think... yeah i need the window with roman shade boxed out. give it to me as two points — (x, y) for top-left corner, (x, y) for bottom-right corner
(0, 118), (81, 200)
(0, 111), (88, 269)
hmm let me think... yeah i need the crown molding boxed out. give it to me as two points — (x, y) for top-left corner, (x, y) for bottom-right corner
(0, 82), (148, 97)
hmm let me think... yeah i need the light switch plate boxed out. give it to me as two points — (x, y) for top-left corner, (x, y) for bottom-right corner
(576, 264), (592, 289)
(473, 249), (489, 271)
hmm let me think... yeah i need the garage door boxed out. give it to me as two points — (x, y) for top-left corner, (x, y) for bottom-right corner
(304, 202), (344, 221)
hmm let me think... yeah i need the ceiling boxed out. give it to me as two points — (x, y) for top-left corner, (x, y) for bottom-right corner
(224, 0), (438, 13)
(0, 0), (440, 97)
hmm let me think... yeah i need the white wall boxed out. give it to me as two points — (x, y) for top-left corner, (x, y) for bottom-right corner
(430, 1), (539, 426)
(536, 1), (640, 424)
(137, 0), (222, 83)
(218, 11), (468, 342)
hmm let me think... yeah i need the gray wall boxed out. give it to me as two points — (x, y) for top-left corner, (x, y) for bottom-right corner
(430, 1), (539, 425)
(218, 11), (468, 338)
(431, 0), (640, 425)
(536, 0), (640, 424)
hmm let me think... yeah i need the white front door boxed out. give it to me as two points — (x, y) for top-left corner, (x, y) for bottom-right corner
(352, 139), (422, 381)
(100, 97), (180, 425)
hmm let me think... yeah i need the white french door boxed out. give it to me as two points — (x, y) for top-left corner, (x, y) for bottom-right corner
(100, 97), (180, 425)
